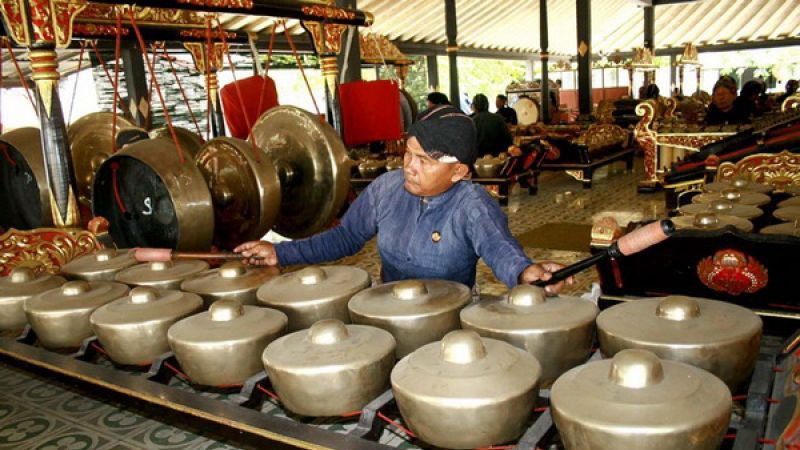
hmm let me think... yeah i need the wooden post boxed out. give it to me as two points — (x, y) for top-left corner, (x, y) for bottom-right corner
(576, 0), (591, 119)
(540, 0), (550, 123)
(336, 0), (361, 83)
(185, 42), (227, 137)
(643, 5), (655, 86)
(302, 21), (346, 132)
(121, 43), (151, 128)
(445, 0), (460, 110)
(426, 54), (439, 91)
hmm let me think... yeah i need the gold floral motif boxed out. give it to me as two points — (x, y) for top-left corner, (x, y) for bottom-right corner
(360, 33), (411, 65)
(79, 4), (206, 28)
(301, 5), (355, 21)
(0, 228), (101, 276)
(184, 42), (227, 74)
(634, 101), (658, 182)
(717, 150), (800, 192)
(0, 0), (31, 46)
(179, 29), (236, 40)
(303, 21), (346, 55)
(575, 124), (628, 151)
(176, 0), (253, 8)
(73, 23), (130, 37)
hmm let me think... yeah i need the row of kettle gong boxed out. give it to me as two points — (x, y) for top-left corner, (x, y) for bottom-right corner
(0, 249), (762, 449)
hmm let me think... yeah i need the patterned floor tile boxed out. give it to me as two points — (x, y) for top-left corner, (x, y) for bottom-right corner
(127, 423), (206, 449)
(0, 414), (70, 450)
(83, 407), (157, 439)
(28, 427), (114, 450)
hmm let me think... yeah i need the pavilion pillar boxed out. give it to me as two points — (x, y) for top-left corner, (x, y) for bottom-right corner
(643, 5), (655, 86)
(121, 43), (151, 128)
(540, 0), (551, 123)
(445, 0), (460, 109)
(336, 0), (362, 83)
(426, 54), (440, 91)
(669, 53), (677, 95)
(576, 0), (592, 119)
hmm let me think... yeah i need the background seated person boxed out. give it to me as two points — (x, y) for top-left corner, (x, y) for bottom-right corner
(495, 94), (518, 125)
(236, 106), (570, 295)
(471, 94), (513, 157)
(705, 76), (750, 125)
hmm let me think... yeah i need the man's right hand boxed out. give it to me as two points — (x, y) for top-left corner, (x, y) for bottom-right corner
(233, 241), (278, 266)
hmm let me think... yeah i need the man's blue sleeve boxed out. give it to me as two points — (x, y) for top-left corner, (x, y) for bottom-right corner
(274, 178), (380, 266)
(468, 195), (533, 287)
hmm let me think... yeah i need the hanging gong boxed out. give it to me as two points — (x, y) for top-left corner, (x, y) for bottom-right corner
(68, 112), (136, 206)
(514, 97), (540, 126)
(0, 128), (53, 230)
(250, 106), (351, 238)
(93, 137), (214, 251)
(195, 137), (280, 250)
(399, 89), (418, 132)
(149, 126), (205, 161)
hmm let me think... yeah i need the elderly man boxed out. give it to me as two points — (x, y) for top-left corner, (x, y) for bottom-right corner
(235, 106), (568, 293)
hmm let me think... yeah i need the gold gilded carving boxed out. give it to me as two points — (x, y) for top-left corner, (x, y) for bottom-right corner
(184, 42), (227, 74)
(29, 49), (59, 117)
(79, 4), (206, 28)
(634, 101), (658, 182)
(73, 23), (130, 37)
(717, 151), (800, 193)
(0, 0), (32, 46)
(783, 94), (800, 112)
(303, 21), (346, 55)
(575, 124), (628, 151)
(0, 228), (101, 276)
(1, 0), (86, 47)
(176, 0), (254, 8)
(180, 29), (236, 40)
(591, 217), (622, 248)
(300, 5), (355, 21)
(360, 33), (411, 65)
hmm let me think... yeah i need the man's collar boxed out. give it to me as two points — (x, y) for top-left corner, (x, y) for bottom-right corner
(421, 181), (463, 207)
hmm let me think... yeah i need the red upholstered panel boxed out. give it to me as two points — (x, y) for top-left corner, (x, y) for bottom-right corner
(339, 80), (402, 146)
(220, 75), (279, 139)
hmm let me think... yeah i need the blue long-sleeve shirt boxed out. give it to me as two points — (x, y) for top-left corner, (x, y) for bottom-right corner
(275, 170), (533, 288)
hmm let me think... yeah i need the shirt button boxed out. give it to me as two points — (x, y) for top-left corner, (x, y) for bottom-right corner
(406, 257), (411, 261)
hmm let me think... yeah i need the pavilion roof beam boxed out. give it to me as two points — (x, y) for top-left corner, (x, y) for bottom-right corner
(661, 0), (718, 49)
(657, 2), (706, 47)
(730, 0), (785, 43)
(462, 2), (527, 50)
(383, 0), (440, 42)
(403, 2), (448, 44)
(725, 0), (774, 42)
(695, 0), (752, 45)
(760, 0), (799, 40)
(449, 0), (492, 48)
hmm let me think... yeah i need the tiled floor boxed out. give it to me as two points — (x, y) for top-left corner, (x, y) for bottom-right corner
(0, 156), (664, 449)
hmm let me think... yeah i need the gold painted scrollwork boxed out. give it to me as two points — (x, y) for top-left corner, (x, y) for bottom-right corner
(717, 150), (800, 193)
(0, 228), (102, 276)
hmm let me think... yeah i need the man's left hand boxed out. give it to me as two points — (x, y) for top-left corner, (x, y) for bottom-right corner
(519, 261), (573, 295)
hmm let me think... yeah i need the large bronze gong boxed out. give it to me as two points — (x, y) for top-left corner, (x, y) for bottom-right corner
(0, 128), (53, 230)
(250, 106), (351, 238)
(195, 137), (280, 249)
(93, 137), (213, 250)
(68, 112), (136, 206)
(149, 126), (205, 161)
